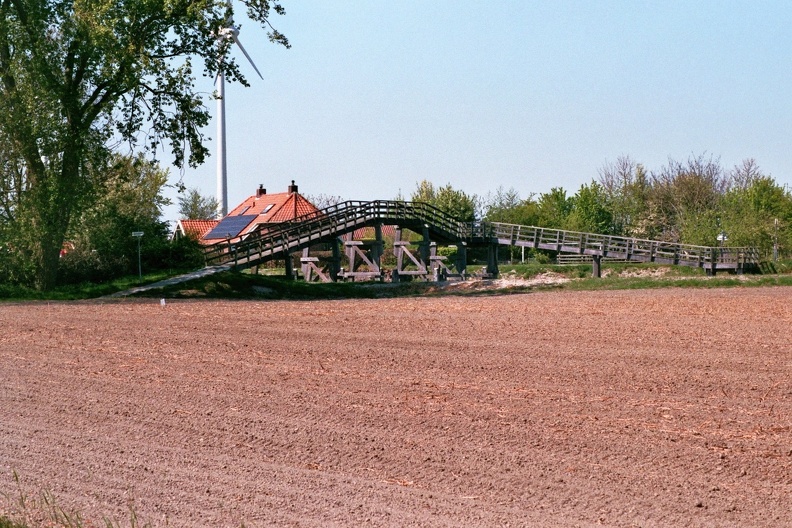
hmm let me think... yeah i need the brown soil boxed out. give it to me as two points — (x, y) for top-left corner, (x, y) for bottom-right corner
(1, 287), (791, 527)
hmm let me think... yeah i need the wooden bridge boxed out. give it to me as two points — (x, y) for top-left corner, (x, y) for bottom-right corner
(203, 200), (760, 279)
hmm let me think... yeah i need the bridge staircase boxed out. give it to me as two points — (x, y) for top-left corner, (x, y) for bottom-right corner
(203, 200), (482, 270)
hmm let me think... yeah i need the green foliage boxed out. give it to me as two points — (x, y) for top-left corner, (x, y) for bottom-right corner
(648, 154), (728, 243)
(566, 181), (613, 234)
(720, 174), (792, 257)
(533, 251), (552, 264)
(408, 156), (792, 264)
(178, 188), (219, 220)
(0, 0), (288, 289)
(57, 155), (173, 284)
(168, 236), (207, 270)
(597, 156), (651, 237)
(0, 224), (34, 286)
(484, 186), (539, 226)
(47, 154), (204, 286)
(411, 180), (479, 222)
(536, 187), (572, 228)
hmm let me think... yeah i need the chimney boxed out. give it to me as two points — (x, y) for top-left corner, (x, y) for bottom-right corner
(256, 184), (266, 197)
(287, 180), (298, 194)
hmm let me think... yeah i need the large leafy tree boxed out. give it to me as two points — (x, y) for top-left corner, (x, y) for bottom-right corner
(60, 153), (173, 283)
(648, 154), (728, 244)
(178, 187), (219, 220)
(720, 162), (792, 256)
(535, 187), (572, 229)
(483, 186), (539, 226)
(597, 156), (651, 237)
(411, 180), (479, 222)
(566, 181), (613, 234)
(0, 0), (288, 289)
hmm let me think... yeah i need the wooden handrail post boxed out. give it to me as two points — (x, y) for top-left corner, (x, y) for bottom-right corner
(592, 254), (602, 278)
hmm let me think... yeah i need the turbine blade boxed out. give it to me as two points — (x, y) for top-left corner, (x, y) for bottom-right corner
(232, 34), (264, 80)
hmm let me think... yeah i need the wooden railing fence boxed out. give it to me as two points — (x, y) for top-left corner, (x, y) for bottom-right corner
(203, 200), (760, 273)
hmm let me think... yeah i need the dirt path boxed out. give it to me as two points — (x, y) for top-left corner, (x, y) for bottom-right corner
(1, 288), (790, 527)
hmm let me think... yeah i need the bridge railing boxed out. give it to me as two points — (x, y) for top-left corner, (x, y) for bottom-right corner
(486, 222), (760, 267)
(203, 200), (475, 267)
(204, 201), (760, 270)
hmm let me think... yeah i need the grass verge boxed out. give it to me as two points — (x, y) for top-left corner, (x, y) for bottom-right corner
(2, 261), (792, 302)
(0, 269), (190, 301)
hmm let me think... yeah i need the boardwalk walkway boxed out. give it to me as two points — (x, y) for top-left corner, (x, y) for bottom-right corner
(111, 201), (759, 296)
(204, 200), (759, 276)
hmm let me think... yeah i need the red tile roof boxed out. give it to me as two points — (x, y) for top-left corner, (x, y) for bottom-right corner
(173, 219), (219, 243)
(203, 186), (321, 242)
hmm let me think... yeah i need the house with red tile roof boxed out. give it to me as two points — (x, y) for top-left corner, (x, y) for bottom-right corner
(171, 219), (220, 242)
(201, 181), (321, 243)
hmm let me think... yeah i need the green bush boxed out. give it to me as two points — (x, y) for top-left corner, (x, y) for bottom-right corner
(57, 246), (129, 284)
(165, 236), (206, 270)
(534, 251), (551, 264)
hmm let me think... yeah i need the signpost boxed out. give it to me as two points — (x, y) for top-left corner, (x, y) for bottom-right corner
(132, 232), (144, 279)
(774, 218), (779, 262)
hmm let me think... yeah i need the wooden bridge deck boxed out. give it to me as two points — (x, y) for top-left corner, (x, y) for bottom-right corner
(203, 200), (759, 275)
(489, 223), (757, 272)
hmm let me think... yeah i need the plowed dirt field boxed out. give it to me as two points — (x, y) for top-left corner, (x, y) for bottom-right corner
(1, 287), (791, 527)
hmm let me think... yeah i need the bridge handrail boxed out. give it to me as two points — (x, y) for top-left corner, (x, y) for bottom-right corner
(203, 201), (760, 268)
(485, 222), (760, 265)
(203, 200), (477, 266)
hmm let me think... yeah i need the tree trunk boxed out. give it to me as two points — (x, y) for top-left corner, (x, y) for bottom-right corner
(33, 227), (63, 291)
(27, 149), (80, 291)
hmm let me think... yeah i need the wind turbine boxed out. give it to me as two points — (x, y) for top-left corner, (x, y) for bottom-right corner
(215, 19), (263, 218)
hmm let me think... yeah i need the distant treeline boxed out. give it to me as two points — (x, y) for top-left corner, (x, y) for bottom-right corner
(411, 155), (791, 259)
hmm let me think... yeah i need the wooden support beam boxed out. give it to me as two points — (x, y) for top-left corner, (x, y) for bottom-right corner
(394, 241), (428, 274)
(284, 252), (294, 280)
(300, 247), (311, 278)
(455, 243), (467, 276)
(343, 240), (383, 282)
(487, 244), (499, 277)
(420, 225), (431, 265)
(300, 257), (332, 282)
(394, 228), (404, 281)
(330, 238), (341, 282)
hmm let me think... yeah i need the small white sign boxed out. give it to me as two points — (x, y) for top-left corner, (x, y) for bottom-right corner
(132, 231), (144, 237)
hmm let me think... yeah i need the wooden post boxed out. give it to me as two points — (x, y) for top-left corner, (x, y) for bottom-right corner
(592, 254), (602, 278)
(455, 242), (467, 277)
(420, 225), (430, 264)
(301, 247), (310, 279)
(430, 242), (439, 281)
(345, 242), (357, 281)
(284, 252), (294, 280)
(708, 247), (718, 276)
(374, 223), (384, 281)
(393, 228), (402, 283)
(486, 244), (499, 277)
(330, 238), (341, 282)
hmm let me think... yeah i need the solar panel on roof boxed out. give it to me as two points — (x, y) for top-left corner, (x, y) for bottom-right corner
(203, 214), (257, 240)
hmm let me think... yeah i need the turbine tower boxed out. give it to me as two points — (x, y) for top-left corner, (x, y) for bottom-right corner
(216, 20), (263, 218)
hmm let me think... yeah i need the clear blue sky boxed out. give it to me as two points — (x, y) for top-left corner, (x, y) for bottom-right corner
(162, 0), (792, 221)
